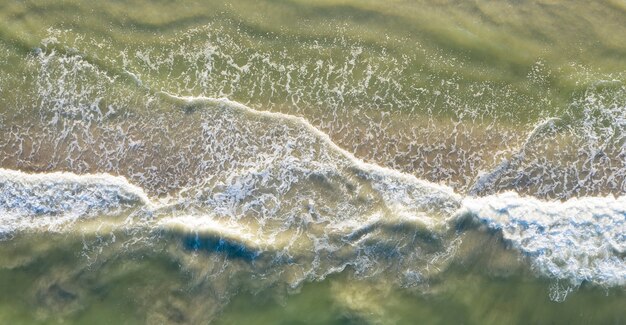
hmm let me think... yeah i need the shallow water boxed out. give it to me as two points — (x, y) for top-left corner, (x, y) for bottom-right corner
(0, 0), (625, 324)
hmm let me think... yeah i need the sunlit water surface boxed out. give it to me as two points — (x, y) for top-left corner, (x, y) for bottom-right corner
(0, 0), (625, 324)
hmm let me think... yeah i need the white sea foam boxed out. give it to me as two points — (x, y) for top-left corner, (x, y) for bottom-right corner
(468, 117), (560, 196)
(461, 192), (626, 287)
(0, 168), (154, 235)
(160, 92), (461, 200)
(0, 94), (624, 290)
(173, 96), (624, 289)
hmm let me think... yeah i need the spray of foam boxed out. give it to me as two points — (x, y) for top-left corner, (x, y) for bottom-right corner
(461, 192), (625, 288)
(0, 168), (154, 235)
(0, 95), (624, 292)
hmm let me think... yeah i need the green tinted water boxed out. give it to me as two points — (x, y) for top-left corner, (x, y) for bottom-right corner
(0, 229), (624, 324)
(0, 0), (625, 324)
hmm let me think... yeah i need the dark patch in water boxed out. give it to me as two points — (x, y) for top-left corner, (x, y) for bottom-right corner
(47, 284), (78, 302)
(182, 233), (260, 261)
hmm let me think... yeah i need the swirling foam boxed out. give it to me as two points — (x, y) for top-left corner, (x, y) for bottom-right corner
(0, 95), (624, 292)
(0, 168), (153, 235)
(462, 192), (625, 287)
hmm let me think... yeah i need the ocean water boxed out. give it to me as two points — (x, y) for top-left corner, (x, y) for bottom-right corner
(0, 0), (625, 324)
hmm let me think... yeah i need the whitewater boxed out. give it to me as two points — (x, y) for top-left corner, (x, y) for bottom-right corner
(1, 96), (623, 292)
(0, 8), (625, 320)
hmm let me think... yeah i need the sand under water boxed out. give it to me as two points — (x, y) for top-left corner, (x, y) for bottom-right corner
(0, 0), (625, 324)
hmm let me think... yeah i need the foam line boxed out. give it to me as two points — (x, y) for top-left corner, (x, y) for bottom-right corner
(158, 91), (461, 201)
(0, 95), (624, 289)
(468, 117), (560, 195)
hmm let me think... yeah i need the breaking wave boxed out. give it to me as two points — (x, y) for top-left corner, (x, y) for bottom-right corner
(1, 96), (623, 292)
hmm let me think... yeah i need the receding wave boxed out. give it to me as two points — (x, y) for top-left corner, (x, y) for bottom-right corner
(0, 3), (625, 322)
(0, 96), (623, 293)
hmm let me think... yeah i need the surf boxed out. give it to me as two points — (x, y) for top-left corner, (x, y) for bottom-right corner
(0, 95), (623, 293)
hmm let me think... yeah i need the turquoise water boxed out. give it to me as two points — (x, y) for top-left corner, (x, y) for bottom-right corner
(0, 0), (625, 323)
